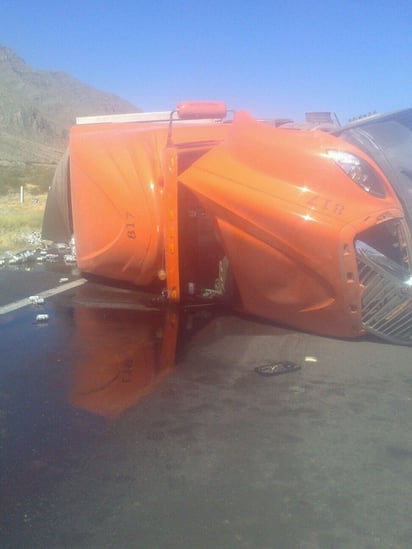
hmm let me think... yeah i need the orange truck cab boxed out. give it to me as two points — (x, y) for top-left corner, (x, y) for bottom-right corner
(43, 102), (412, 345)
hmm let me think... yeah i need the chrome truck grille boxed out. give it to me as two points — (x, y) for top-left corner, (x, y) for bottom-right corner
(356, 239), (412, 345)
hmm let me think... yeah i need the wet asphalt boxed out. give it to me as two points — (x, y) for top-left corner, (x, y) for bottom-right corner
(1, 264), (412, 548)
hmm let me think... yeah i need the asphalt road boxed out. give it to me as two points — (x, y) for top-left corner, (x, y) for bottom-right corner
(1, 265), (412, 548)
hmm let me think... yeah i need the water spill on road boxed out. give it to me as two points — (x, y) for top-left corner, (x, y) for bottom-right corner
(0, 281), (224, 519)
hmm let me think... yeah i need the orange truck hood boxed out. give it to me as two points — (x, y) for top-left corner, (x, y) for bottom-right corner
(179, 111), (408, 339)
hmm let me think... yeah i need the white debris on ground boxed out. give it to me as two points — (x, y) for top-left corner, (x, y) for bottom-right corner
(64, 236), (77, 264)
(29, 296), (45, 305)
(0, 237), (77, 267)
(4, 249), (38, 265)
(0, 236), (79, 326)
(35, 314), (49, 324)
(22, 231), (42, 247)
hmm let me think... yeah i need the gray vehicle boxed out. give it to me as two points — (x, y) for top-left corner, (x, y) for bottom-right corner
(335, 109), (412, 231)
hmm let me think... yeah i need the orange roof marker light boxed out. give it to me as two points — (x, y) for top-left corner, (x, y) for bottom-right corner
(42, 101), (412, 346)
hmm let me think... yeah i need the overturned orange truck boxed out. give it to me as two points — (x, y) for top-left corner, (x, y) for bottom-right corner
(43, 102), (412, 345)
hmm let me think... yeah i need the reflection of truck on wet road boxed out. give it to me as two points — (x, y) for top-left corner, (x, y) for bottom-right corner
(42, 102), (412, 345)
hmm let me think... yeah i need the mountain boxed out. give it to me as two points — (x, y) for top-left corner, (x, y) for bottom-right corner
(0, 44), (139, 190)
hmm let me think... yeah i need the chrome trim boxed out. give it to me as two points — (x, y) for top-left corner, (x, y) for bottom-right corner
(356, 240), (412, 345)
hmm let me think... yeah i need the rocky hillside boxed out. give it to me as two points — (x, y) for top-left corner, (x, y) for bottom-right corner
(0, 45), (139, 191)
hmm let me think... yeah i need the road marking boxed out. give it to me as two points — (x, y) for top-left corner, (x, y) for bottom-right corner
(0, 278), (87, 315)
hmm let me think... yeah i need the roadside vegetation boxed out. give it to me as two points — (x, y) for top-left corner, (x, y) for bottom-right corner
(0, 188), (47, 254)
(0, 163), (54, 254)
(0, 164), (54, 196)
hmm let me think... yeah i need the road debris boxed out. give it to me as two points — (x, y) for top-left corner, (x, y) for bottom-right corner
(29, 295), (45, 305)
(254, 360), (301, 377)
(35, 314), (49, 324)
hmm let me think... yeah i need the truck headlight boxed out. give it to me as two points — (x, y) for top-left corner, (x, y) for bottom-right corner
(327, 149), (386, 197)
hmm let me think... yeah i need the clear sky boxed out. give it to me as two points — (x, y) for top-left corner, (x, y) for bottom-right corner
(2, 0), (412, 123)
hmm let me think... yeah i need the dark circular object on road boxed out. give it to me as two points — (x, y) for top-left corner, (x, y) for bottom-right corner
(254, 360), (301, 376)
